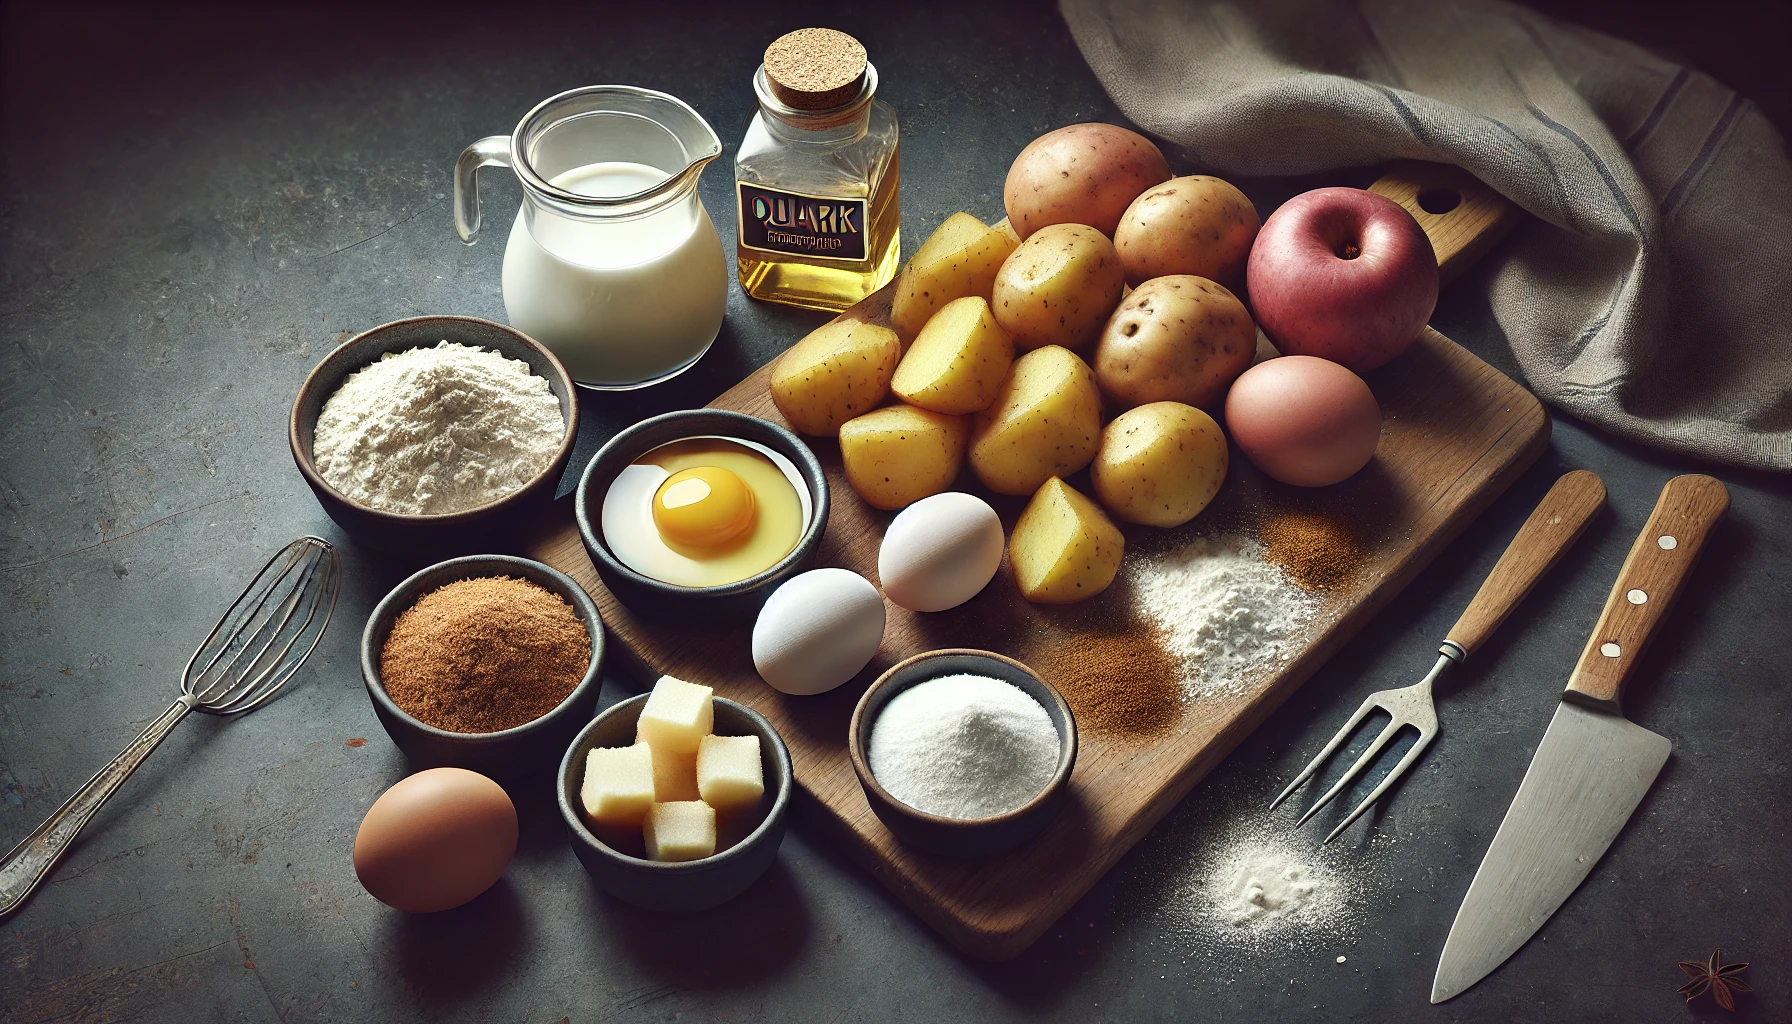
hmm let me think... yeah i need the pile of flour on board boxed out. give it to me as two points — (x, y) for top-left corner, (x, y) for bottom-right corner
(1131, 533), (1319, 700)
(313, 342), (564, 515)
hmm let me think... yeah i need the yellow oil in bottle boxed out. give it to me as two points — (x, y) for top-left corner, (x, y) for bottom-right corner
(734, 29), (901, 314)
(737, 161), (900, 312)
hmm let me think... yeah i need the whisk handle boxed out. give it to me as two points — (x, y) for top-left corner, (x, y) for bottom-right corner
(0, 695), (196, 921)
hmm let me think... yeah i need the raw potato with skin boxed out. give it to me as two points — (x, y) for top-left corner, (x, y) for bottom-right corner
(890, 213), (1018, 340)
(770, 316), (901, 437)
(1003, 123), (1172, 239)
(839, 404), (969, 510)
(1009, 477), (1125, 604)
(891, 296), (1014, 415)
(992, 224), (1126, 353)
(1115, 176), (1261, 292)
(1094, 275), (1255, 410)
(1090, 402), (1229, 527)
(968, 345), (1103, 496)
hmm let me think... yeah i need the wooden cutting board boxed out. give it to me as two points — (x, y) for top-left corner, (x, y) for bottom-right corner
(524, 162), (1542, 960)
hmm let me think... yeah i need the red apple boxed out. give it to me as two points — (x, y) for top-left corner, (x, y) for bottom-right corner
(1245, 187), (1438, 372)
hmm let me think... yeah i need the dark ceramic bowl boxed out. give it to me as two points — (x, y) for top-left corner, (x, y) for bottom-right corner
(573, 409), (828, 622)
(557, 693), (792, 912)
(849, 649), (1077, 858)
(290, 315), (579, 556)
(361, 555), (605, 781)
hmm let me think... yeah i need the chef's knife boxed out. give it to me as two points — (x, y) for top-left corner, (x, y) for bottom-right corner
(1431, 474), (1729, 1004)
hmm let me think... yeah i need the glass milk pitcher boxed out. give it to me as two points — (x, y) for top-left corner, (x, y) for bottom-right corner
(455, 86), (728, 390)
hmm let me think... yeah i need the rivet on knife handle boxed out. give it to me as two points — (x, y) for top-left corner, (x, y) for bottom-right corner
(1565, 474), (1729, 711)
(1444, 470), (1606, 659)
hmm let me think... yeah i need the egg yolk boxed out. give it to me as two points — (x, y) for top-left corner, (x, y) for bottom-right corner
(652, 466), (757, 548)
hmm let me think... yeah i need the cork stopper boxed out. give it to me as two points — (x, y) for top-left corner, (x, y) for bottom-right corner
(763, 28), (868, 111)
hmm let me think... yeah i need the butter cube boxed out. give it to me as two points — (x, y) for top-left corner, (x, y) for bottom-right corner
(643, 801), (717, 862)
(650, 746), (700, 803)
(636, 675), (714, 756)
(580, 743), (656, 828)
(697, 734), (764, 812)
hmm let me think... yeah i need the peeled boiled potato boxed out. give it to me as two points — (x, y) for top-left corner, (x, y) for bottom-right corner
(991, 224), (1126, 352)
(890, 213), (1018, 340)
(1002, 123), (1172, 239)
(1090, 402), (1229, 527)
(769, 315), (901, 436)
(1094, 275), (1256, 410)
(891, 296), (1014, 414)
(1114, 176), (1261, 291)
(1009, 477), (1125, 604)
(968, 345), (1103, 496)
(839, 404), (969, 510)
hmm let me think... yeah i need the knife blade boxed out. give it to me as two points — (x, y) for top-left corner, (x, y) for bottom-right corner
(1431, 474), (1730, 1004)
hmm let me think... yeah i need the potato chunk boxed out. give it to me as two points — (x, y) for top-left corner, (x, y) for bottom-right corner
(839, 405), (969, 510)
(890, 213), (1018, 340)
(1090, 402), (1229, 527)
(990, 223), (1125, 352)
(890, 296), (1015, 414)
(770, 315), (901, 436)
(967, 345), (1103, 496)
(1009, 478), (1125, 604)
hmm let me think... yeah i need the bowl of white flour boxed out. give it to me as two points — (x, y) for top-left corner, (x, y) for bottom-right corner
(289, 315), (578, 553)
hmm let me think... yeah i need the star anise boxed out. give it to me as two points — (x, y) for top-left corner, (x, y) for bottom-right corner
(1677, 949), (1751, 1011)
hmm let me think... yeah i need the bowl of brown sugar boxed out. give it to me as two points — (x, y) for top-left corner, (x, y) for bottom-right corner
(361, 554), (605, 780)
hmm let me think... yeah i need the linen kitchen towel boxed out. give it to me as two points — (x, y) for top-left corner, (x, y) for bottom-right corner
(1061, 0), (1792, 472)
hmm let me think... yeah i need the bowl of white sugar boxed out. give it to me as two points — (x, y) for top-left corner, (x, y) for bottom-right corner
(289, 315), (579, 554)
(848, 649), (1077, 858)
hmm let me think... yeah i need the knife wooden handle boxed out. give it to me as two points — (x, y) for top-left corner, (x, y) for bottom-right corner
(1445, 470), (1606, 658)
(1565, 474), (1729, 709)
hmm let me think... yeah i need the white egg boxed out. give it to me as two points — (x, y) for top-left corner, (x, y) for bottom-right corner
(752, 568), (886, 695)
(878, 492), (1005, 613)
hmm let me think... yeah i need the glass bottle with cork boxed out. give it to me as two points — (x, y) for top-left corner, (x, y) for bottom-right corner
(734, 28), (899, 312)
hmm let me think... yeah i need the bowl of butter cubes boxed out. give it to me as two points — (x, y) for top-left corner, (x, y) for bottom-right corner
(556, 674), (793, 912)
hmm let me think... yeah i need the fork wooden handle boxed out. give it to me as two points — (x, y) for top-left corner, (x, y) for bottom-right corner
(1565, 473), (1728, 709)
(1444, 470), (1607, 659)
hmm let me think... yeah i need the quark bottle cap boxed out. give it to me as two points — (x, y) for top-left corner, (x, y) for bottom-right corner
(763, 28), (868, 111)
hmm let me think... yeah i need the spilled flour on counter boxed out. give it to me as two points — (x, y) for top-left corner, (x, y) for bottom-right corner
(1167, 815), (1369, 955)
(1213, 839), (1327, 926)
(1132, 534), (1319, 701)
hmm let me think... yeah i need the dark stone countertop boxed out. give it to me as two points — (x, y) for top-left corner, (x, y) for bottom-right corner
(2, 3), (1787, 1022)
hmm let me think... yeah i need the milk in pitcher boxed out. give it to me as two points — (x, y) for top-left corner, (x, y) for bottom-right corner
(502, 161), (728, 388)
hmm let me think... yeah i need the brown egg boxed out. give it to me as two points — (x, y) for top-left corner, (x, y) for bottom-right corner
(353, 767), (517, 913)
(1224, 355), (1381, 487)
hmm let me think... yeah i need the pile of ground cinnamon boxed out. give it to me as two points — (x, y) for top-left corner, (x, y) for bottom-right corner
(1035, 616), (1184, 736)
(1259, 512), (1359, 591)
(380, 576), (591, 733)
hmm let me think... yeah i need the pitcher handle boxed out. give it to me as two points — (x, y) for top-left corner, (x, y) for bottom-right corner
(454, 135), (513, 244)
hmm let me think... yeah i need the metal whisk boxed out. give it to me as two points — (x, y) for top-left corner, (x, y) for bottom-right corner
(0, 536), (341, 920)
